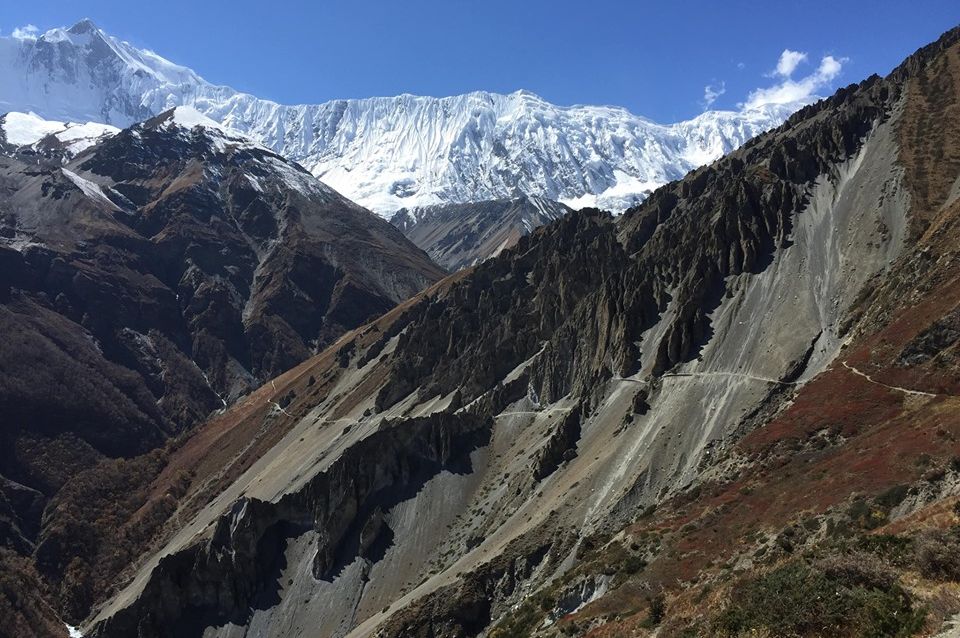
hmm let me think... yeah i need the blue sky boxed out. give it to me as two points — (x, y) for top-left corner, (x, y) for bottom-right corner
(2, 1), (959, 122)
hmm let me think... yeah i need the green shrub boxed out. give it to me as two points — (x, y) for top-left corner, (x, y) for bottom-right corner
(713, 560), (925, 637)
(622, 554), (647, 575)
(856, 534), (915, 565)
(875, 484), (910, 509)
(488, 599), (542, 638)
(848, 497), (888, 530)
(914, 528), (960, 581)
(647, 591), (665, 626)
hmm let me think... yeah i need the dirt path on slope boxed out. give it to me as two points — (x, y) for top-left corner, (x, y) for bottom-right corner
(840, 361), (939, 397)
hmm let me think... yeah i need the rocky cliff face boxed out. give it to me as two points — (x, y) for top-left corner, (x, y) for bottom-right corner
(0, 107), (444, 632)
(390, 196), (572, 271)
(94, 411), (491, 638)
(76, 25), (960, 638)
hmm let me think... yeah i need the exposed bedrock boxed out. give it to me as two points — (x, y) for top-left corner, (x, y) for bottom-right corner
(532, 403), (583, 482)
(378, 529), (575, 638)
(390, 196), (573, 272)
(91, 411), (490, 638)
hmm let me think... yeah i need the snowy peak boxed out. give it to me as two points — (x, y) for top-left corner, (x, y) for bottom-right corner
(0, 19), (205, 125)
(288, 91), (801, 214)
(0, 21), (807, 215)
(67, 17), (100, 34)
(1, 111), (67, 145)
(145, 106), (246, 141)
(163, 105), (225, 131)
(0, 111), (119, 159)
(37, 18), (107, 45)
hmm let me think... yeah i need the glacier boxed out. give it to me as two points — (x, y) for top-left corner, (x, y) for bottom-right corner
(0, 19), (807, 216)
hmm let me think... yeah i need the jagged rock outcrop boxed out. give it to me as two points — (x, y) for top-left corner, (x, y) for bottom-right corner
(532, 404), (582, 482)
(92, 412), (489, 637)
(367, 63), (904, 428)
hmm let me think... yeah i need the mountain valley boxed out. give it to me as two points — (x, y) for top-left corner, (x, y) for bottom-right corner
(0, 14), (959, 638)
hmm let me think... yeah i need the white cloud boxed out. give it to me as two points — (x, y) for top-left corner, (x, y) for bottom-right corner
(743, 54), (846, 110)
(737, 62), (746, 70)
(702, 81), (726, 109)
(817, 55), (843, 79)
(11, 24), (39, 40)
(774, 49), (808, 77)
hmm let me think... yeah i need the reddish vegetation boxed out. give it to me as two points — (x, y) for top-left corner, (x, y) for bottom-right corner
(848, 273), (960, 396)
(613, 277), (960, 601)
(742, 365), (904, 450)
(567, 349), (960, 634)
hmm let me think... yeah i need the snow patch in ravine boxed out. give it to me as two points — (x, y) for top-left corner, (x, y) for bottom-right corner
(61, 169), (118, 209)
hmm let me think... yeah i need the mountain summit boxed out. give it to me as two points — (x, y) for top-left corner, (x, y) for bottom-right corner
(0, 20), (804, 215)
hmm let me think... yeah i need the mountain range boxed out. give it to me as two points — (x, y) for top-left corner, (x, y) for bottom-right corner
(0, 19), (801, 215)
(1, 16), (959, 638)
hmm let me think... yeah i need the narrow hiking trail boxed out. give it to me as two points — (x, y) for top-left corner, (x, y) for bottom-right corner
(661, 370), (801, 386)
(495, 406), (575, 418)
(611, 370), (802, 388)
(841, 361), (939, 398)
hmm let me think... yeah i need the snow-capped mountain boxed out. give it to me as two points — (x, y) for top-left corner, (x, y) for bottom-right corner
(0, 19), (804, 215)
(0, 111), (118, 159)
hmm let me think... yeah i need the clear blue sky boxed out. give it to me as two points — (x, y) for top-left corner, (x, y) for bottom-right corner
(2, 1), (959, 122)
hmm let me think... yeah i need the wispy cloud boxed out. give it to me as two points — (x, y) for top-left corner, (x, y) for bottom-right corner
(774, 49), (808, 77)
(11, 24), (39, 40)
(743, 51), (846, 110)
(702, 81), (726, 109)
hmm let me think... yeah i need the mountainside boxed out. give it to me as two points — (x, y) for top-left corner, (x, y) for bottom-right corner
(391, 196), (572, 271)
(0, 106), (443, 636)
(0, 20), (801, 215)
(65, 25), (960, 638)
